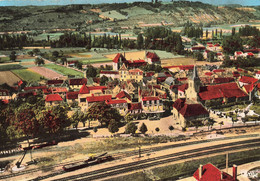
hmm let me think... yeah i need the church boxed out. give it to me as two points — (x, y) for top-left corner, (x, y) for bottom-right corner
(172, 66), (210, 129)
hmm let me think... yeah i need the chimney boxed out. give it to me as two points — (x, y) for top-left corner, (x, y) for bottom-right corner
(233, 164), (237, 180)
(199, 164), (203, 179)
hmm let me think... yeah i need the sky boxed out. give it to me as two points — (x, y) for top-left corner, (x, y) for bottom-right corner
(0, 0), (259, 7)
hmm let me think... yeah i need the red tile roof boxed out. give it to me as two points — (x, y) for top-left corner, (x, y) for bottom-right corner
(128, 103), (142, 110)
(100, 70), (119, 74)
(106, 99), (127, 104)
(213, 77), (234, 84)
(142, 96), (160, 101)
(24, 86), (47, 91)
(1, 99), (9, 104)
(178, 84), (188, 92)
(127, 60), (147, 67)
(199, 83), (247, 100)
(244, 84), (255, 93)
(177, 77), (188, 81)
(47, 80), (64, 85)
(172, 98), (186, 111)
(145, 72), (155, 77)
(45, 94), (63, 102)
(193, 163), (234, 181)
(113, 53), (126, 63)
(214, 43), (220, 47)
(247, 52), (254, 56)
(86, 95), (112, 103)
(129, 69), (143, 74)
(0, 89), (9, 95)
(146, 52), (159, 59)
(235, 51), (243, 55)
(116, 91), (131, 100)
(66, 91), (79, 99)
(244, 48), (260, 53)
(18, 91), (37, 98)
(51, 87), (68, 93)
(256, 71), (260, 74)
(213, 69), (225, 73)
(79, 84), (90, 94)
(179, 104), (209, 118)
(239, 76), (258, 84)
(69, 78), (87, 85)
(192, 46), (206, 50)
(205, 72), (213, 76)
(233, 71), (240, 77)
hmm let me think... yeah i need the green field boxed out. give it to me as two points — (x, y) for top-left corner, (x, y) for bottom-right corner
(0, 64), (25, 71)
(81, 58), (112, 65)
(0, 56), (10, 63)
(44, 64), (84, 77)
(12, 69), (44, 82)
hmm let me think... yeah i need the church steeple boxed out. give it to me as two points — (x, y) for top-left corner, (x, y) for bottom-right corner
(185, 65), (200, 103)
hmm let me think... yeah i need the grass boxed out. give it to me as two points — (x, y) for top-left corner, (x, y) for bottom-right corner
(111, 148), (260, 181)
(44, 64), (84, 77)
(250, 102), (260, 115)
(12, 69), (44, 82)
(214, 103), (248, 112)
(0, 56), (10, 63)
(0, 64), (25, 71)
(81, 58), (112, 65)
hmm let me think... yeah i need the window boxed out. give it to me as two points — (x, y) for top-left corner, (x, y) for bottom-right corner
(80, 98), (86, 102)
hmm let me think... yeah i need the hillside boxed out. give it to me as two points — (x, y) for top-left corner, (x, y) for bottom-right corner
(0, 1), (259, 32)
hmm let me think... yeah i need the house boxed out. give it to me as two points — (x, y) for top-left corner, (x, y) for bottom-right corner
(69, 78), (87, 90)
(193, 163), (237, 181)
(119, 64), (143, 83)
(199, 82), (249, 104)
(178, 84), (188, 98)
(47, 79), (64, 87)
(113, 53), (127, 71)
(141, 96), (164, 118)
(116, 90), (132, 102)
(255, 71), (260, 79)
(128, 103), (142, 114)
(213, 77), (234, 84)
(0, 89), (12, 102)
(100, 70), (119, 79)
(45, 94), (63, 107)
(172, 98), (209, 128)
(105, 99), (128, 115)
(145, 52), (160, 64)
(191, 46), (206, 52)
(66, 91), (79, 105)
(238, 76), (258, 87)
(80, 94), (112, 112)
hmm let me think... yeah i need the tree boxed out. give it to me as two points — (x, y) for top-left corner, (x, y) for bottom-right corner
(108, 119), (119, 134)
(32, 49), (40, 55)
(86, 65), (97, 78)
(232, 27), (236, 36)
(61, 57), (67, 65)
(125, 113), (134, 123)
(86, 102), (122, 127)
(168, 125), (174, 132)
(195, 52), (204, 61)
(9, 51), (16, 62)
(100, 75), (109, 86)
(222, 35), (243, 54)
(125, 122), (137, 134)
(206, 29), (208, 38)
(139, 123), (148, 134)
(155, 127), (160, 133)
(137, 34), (144, 49)
(52, 51), (59, 58)
(34, 57), (45, 66)
(28, 51), (34, 57)
(75, 61), (83, 70)
(219, 121), (224, 129)
(93, 127), (98, 133)
(208, 52), (216, 62)
(71, 110), (86, 129)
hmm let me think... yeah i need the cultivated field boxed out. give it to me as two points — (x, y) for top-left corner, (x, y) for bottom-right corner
(161, 57), (196, 67)
(44, 64), (84, 77)
(12, 69), (45, 82)
(0, 71), (21, 86)
(29, 66), (66, 79)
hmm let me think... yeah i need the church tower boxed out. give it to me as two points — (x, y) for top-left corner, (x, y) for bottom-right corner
(186, 66), (200, 102)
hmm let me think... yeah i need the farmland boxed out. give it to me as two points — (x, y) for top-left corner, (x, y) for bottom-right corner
(29, 66), (66, 79)
(0, 71), (21, 86)
(12, 69), (45, 82)
(44, 64), (84, 77)
(0, 64), (25, 71)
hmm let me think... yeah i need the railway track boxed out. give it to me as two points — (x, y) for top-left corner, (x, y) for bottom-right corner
(31, 138), (260, 181)
(0, 134), (258, 180)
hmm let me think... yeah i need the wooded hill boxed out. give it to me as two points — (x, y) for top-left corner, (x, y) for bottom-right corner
(0, 1), (259, 31)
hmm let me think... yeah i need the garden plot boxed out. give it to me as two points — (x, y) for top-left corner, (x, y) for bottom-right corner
(12, 69), (44, 82)
(29, 66), (66, 79)
(0, 71), (21, 86)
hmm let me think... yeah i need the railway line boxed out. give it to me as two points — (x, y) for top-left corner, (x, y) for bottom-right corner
(0, 134), (259, 180)
(32, 138), (260, 181)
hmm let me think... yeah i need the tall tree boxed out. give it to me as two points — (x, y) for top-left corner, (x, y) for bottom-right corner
(9, 51), (17, 62)
(108, 119), (119, 134)
(139, 123), (148, 134)
(125, 122), (137, 134)
(137, 34), (144, 50)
